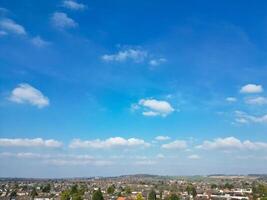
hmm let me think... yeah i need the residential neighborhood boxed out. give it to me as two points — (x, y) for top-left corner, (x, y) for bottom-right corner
(0, 175), (267, 200)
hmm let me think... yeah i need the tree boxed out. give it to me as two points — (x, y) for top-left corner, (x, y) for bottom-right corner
(211, 184), (217, 189)
(168, 194), (179, 200)
(72, 193), (83, 200)
(42, 183), (51, 193)
(125, 186), (132, 195)
(148, 189), (157, 200)
(159, 190), (163, 200)
(107, 185), (115, 194)
(224, 183), (234, 190)
(22, 185), (28, 191)
(61, 190), (70, 200)
(253, 184), (267, 199)
(186, 185), (197, 198)
(118, 186), (124, 192)
(192, 187), (197, 198)
(92, 189), (104, 200)
(30, 187), (38, 198)
(10, 191), (17, 198)
(14, 183), (19, 189)
(116, 191), (122, 197)
(61, 185), (84, 200)
(70, 185), (78, 195)
(136, 193), (144, 200)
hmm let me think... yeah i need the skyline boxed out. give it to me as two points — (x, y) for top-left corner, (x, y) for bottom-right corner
(1, 0), (267, 178)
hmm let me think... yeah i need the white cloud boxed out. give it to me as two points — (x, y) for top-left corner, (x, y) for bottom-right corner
(0, 18), (26, 35)
(162, 140), (187, 149)
(102, 48), (148, 63)
(240, 84), (263, 94)
(9, 83), (49, 108)
(226, 97), (237, 102)
(155, 136), (170, 141)
(137, 98), (175, 117)
(31, 36), (50, 47)
(0, 138), (62, 148)
(188, 154), (200, 160)
(51, 12), (77, 29)
(245, 97), (267, 105)
(149, 58), (166, 66)
(196, 136), (267, 151)
(196, 137), (242, 150)
(69, 137), (150, 149)
(234, 110), (267, 124)
(63, 0), (87, 10)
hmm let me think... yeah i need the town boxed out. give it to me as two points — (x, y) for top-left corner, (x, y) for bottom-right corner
(1, 174), (267, 200)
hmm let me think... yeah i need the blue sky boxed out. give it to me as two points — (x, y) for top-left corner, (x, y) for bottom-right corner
(1, 0), (267, 178)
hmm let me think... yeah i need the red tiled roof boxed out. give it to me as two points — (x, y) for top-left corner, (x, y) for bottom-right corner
(117, 197), (127, 200)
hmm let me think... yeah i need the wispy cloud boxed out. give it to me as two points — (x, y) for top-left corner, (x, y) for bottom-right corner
(0, 152), (51, 159)
(0, 138), (62, 148)
(102, 48), (148, 63)
(101, 47), (166, 67)
(9, 83), (49, 108)
(51, 12), (78, 29)
(149, 58), (166, 66)
(188, 154), (200, 160)
(234, 110), (267, 124)
(31, 36), (51, 48)
(162, 140), (187, 149)
(0, 152), (113, 166)
(226, 97), (237, 102)
(0, 7), (9, 15)
(244, 96), (267, 105)
(134, 159), (157, 165)
(0, 18), (26, 35)
(46, 159), (113, 166)
(0, 30), (7, 36)
(156, 153), (165, 159)
(69, 137), (150, 149)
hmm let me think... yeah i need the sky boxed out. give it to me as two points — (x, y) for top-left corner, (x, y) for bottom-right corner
(1, 0), (267, 178)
